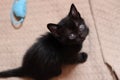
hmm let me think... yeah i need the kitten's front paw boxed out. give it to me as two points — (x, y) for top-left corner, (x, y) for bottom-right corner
(78, 52), (88, 63)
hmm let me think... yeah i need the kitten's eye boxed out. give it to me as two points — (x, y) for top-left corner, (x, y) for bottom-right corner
(69, 34), (76, 40)
(79, 24), (85, 31)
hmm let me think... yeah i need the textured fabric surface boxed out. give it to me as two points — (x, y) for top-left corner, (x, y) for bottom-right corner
(0, 0), (119, 80)
(90, 0), (120, 79)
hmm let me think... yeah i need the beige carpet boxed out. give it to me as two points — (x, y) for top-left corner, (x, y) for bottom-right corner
(0, 0), (120, 80)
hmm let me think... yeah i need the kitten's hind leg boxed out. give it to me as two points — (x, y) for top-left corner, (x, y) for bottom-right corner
(53, 68), (62, 77)
(34, 78), (49, 80)
(34, 68), (62, 80)
(77, 52), (88, 63)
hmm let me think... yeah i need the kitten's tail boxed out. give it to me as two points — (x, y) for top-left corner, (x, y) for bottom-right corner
(0, 67), (26, 78)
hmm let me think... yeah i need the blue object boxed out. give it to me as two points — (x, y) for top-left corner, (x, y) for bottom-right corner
(10, 0), (27, 28)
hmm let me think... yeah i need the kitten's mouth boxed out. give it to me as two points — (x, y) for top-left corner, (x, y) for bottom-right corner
(70, 37), (85, 44)
(77, 37), (85, 42)
(81, 37), (85, 41)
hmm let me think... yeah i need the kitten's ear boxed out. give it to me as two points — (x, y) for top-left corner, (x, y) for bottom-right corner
(47, 23), (59, 36)
(69, 4), (80, 18)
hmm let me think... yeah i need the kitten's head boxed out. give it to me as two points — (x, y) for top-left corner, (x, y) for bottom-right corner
(47, 4), (89, 45)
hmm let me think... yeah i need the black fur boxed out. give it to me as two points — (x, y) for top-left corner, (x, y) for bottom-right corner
(0, 4), (89, 80)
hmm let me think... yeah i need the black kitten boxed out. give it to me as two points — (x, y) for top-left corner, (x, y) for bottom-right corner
(0, 4), (89, 80)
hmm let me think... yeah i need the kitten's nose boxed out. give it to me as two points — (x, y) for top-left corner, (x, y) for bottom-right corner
(69, 34), (76, 40)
